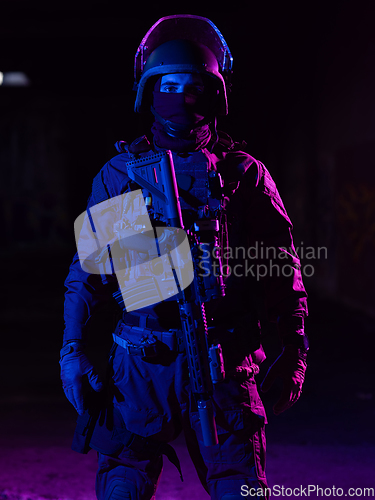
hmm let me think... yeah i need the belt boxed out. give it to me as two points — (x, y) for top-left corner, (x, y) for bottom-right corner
(113, 323), (185, 357)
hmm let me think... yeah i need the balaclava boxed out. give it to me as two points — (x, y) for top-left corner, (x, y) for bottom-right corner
(151, 76), (212, 152)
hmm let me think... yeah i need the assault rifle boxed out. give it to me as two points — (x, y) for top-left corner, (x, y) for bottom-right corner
(125, 150), (226, 446)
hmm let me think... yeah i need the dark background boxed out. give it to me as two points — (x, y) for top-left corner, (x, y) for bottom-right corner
(2, 1), (375, 311)
(1, 0), (375, 495)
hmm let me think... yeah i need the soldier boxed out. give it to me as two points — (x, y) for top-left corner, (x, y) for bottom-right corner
(60, 15), (308, 500)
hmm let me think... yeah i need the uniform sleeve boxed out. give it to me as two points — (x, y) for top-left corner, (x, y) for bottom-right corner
(63, 252), (117, 342)
(225, 152), (308, 331)
(63, 162), (120, 343)
(246, 160), (308, 323)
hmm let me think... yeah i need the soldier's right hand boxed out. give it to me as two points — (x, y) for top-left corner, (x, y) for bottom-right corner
(260, 344), (306, 415)
(59, 341), (103, 415)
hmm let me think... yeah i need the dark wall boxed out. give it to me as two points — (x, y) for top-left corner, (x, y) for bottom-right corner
(313, 2), (375, 314)
(1, 1), (374, 315)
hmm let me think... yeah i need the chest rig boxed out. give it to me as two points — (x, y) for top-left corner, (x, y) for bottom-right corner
(105, 144), (228, 310)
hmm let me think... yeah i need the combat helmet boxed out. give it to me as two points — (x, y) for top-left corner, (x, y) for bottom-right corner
(133, 15), (233, 116)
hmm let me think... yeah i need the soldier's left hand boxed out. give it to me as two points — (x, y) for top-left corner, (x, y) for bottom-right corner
(260, 345), (306, 415)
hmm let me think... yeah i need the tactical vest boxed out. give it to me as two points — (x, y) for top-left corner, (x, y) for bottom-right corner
(91, 134), (268, 362)
(91, 139), (233, 315)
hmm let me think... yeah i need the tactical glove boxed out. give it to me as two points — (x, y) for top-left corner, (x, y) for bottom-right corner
(60, 341), (103, 415)
(260, 345), (306, 415)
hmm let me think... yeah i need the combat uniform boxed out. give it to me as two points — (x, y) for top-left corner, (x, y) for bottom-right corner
(63, 132), (307, 500)
(61, 14), (308, 500)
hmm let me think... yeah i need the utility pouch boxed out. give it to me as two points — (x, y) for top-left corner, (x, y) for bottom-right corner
(71, 389), (124, 455)
(71, 391), (183, 479)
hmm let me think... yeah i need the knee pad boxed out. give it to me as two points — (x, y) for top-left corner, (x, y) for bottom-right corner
(104, 479), (136, 500)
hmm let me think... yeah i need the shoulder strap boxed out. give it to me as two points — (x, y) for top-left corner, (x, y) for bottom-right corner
(92, 136), (152, 204)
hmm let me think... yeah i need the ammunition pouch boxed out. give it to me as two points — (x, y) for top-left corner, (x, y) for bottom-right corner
(72, 390), (123, 455)
(72, 389), (183, 479)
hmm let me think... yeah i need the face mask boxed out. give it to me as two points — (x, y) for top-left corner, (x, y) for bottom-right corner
(152, 90), (206, 127)
(150, 76), (212, 151)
